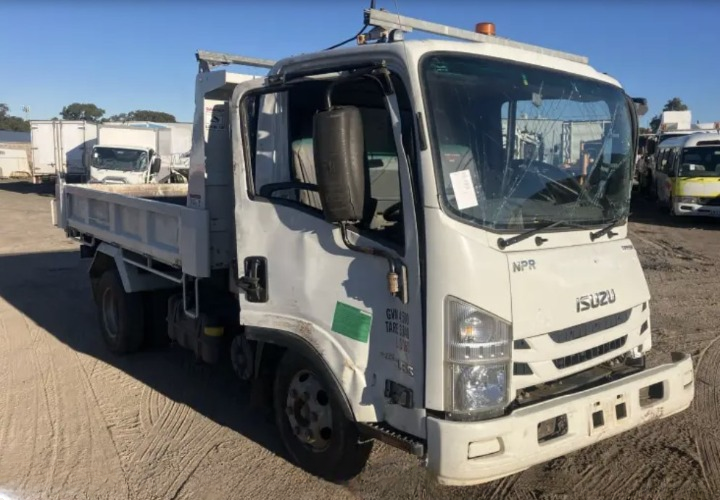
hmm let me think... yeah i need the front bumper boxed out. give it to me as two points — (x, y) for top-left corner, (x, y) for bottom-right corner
(673, 202), (720, 217)
(426, 352), (694, 486)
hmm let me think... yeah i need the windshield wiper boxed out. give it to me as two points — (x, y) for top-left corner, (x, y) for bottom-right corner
(589, 217), (623, 241)
(497, 220), (569, 249)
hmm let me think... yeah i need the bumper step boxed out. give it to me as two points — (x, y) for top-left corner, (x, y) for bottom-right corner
(358, 422), (426, 457)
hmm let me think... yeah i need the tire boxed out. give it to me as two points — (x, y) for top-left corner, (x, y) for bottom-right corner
(95, 269), (145, 354)
(273, 351), (373, 482)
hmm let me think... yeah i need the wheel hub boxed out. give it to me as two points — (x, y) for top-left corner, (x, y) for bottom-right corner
(285, 370), (333, 452)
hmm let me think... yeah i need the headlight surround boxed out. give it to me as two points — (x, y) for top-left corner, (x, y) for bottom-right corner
(445, 297), (511, 420)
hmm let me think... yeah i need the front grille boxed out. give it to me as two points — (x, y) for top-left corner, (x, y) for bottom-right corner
(552, 336), (627, 369)
(702, 197), (720, 207)
(548, 309), (632, 343)
(514, 362), (533, 376)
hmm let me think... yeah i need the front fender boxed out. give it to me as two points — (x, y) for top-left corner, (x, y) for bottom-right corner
(244, 312), (377, 423)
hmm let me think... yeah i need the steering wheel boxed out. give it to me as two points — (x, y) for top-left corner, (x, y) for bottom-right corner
(383, 201), (402, 222)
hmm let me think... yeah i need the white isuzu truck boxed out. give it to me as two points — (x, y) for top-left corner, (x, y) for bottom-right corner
(52, 9), (694, 486)
(90, 124), (185, 184)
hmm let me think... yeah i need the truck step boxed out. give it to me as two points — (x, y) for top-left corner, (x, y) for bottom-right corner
(358, 422), (426, 457)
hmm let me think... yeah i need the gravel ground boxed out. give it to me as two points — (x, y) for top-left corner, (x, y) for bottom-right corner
(0, 180), (718, 500)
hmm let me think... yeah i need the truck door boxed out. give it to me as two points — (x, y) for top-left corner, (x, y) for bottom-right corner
(230, 73), (425, 435)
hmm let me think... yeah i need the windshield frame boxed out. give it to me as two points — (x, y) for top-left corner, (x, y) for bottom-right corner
(418, 51), (636, 234)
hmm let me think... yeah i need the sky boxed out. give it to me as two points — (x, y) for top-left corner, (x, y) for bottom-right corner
(1, 0), (718, 127)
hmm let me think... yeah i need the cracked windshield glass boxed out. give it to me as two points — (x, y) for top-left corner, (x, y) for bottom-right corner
(422, 54), (634, 231)
(93, 147), (148, 172)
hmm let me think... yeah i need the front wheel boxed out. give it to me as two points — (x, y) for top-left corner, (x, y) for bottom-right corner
(273, 351), (373, 482)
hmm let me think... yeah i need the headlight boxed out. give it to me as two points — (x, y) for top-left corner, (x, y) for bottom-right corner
(676, 196), (699, 204)
(445, 297), (511, 420)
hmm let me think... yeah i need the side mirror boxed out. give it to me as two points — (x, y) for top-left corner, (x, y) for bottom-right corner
(151, 157), (161, 174)
(632, 97), (648, 117)
(312, 106), (365, 223)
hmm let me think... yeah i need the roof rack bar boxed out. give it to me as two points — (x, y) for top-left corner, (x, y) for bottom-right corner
(364, 9), (589, 65)
(196, 50), (276, 73)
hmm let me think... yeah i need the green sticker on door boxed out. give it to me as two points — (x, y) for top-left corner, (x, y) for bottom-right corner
(331, 302), (372, 343)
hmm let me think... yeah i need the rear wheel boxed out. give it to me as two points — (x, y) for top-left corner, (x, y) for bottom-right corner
(95, 269), (145, 354)
(273, 351), (373, 482)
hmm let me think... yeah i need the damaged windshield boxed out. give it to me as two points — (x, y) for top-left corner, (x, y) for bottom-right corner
(422, 54), (634, 231)
(92, 147), (148, 172)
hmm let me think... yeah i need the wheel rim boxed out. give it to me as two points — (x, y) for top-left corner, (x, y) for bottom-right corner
(285, 369), (333, 452)
(101, 288), (120, 339)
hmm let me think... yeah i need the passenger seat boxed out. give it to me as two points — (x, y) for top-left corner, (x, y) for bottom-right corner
(291, 138), (322, 210)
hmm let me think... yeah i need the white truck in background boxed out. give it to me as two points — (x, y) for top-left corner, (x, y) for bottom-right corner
(90, 124), (187, 184)
(52, 9), (695, 486)
(30, 120), (97, 184)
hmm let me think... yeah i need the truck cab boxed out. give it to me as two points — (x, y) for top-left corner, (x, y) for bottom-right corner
(89, 144), (162, 184)
(213, 14), (693, 484)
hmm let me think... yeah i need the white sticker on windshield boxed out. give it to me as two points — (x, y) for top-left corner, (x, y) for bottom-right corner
(532, 92), (543, 107)
(449, 170), (478, 210)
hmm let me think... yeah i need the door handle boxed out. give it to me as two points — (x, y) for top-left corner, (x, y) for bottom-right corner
(237, 256), (268, 303)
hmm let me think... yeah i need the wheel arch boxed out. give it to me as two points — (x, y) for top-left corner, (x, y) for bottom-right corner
(247, 326), (359, 422)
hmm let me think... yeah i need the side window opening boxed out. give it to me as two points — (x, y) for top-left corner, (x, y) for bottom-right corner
(244, 73), (411, 249)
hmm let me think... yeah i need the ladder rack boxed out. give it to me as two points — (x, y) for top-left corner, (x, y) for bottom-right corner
(196, 50), (276, 73)
(363, 8), (589, 65)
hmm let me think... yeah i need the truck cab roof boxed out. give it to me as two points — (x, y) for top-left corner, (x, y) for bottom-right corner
(269, 39), (622, 90)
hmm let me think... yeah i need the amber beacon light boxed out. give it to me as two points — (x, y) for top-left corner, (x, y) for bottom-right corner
(475, 22), (496, 36)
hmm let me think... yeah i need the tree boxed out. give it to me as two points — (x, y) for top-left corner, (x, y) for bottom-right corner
(649, 97), (689, 133)
(105, 113), (129, 123)
(0, 103), (30, 132)
(127, 110), (176, 123)
(60, 102), (105, 122)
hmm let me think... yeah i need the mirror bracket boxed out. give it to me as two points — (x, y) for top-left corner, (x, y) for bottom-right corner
(323, 64), (390, 110)
(340, 222), (408, 304)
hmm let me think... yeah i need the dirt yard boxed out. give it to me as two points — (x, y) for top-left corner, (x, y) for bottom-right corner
(0, 180), (718, 500)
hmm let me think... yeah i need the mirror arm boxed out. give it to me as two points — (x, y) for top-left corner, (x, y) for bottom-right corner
(323, 65), (387, 110)
(339, 222), (406, 303)
(362, 69), (394, 96)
